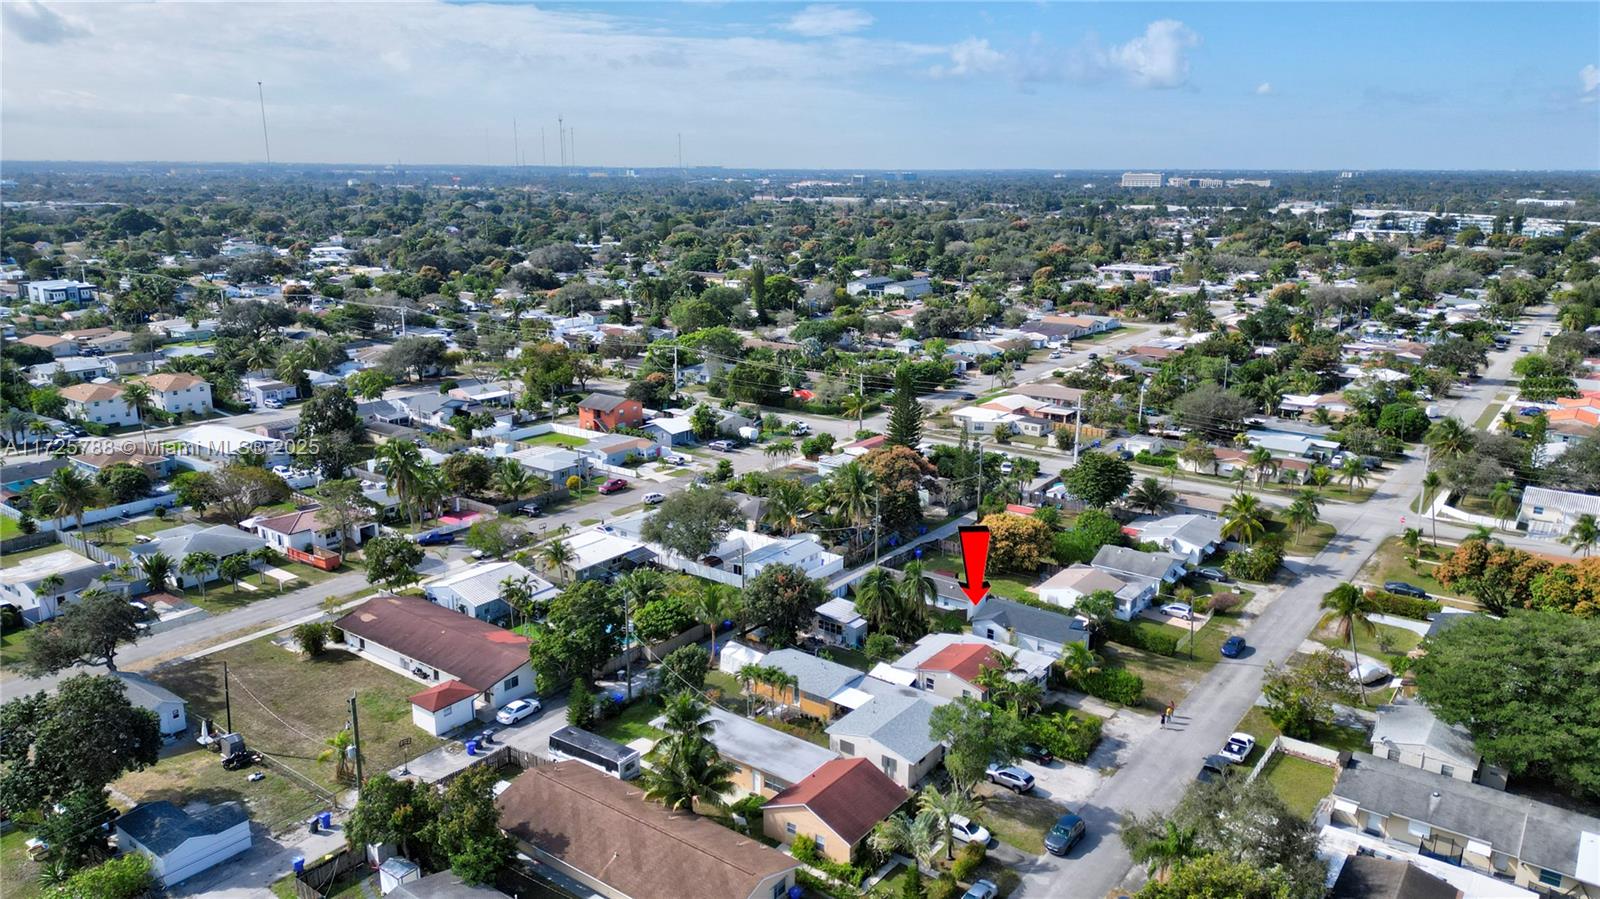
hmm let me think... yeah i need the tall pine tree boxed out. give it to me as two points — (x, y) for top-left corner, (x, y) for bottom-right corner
(886, 372), (924, 448)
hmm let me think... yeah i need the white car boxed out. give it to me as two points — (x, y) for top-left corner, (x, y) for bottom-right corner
(1161, 602), (1195, 621)
(1218, 732), (1256, 764)
(494, 698), (542, 725)
(643, 492), (666, 505)
(947, 814), (991, 847)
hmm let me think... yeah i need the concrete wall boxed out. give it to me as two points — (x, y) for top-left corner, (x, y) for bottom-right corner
(829, 734), (941, 789)
(764, 806), (853, 864)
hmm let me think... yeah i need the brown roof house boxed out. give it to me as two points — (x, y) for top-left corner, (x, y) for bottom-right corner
(335, 595), (535, 716)
(762, 758), (908, 864)
(498, 761), (798, 899)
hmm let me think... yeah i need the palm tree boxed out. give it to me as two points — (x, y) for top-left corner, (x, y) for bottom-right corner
(249, 546), (279, 585)
(1126, 477), (1174, 515)
(492, 459), (535, 503)
(28, 419), (54, 449)
(1246, 446), (1277, 486)
(122, 382), (155, 438)
(500, 575), (539, 628)
(219, 554), (253, 588)
(762, 479), (810, 537)
(1308, 465), (1333, 493)
(139, 552), (174, 594)
(1421, 470), (1443, 546)
(614, 569), (664, 698)
(828, 462), (875, 538)
(1491, 488), (1518, 531)
(42, 467), (98, 534)
(180, 551), (220, 597)
(918, 785), (978, 862)
(1124, 820), (1200, 881)
(1562, 514), (1600, 557)
(869, 809), (942, 872)
(841, 393), (874, 433)
(1060, 642), (1103, 684)
(36, 573), (66, 615)
(851, 569), (900, 635)
(4, 408), (32, 446)
(1320, 582), (1375, 702)
(1425, 417), (1474, 460)
(763, 439), (796, 464)
(1221, 492), (1267, 545)
(641, 730), (736, 814)
(1464, 524), (1501, 545)
(414, 465), (448, 522)
(893, 561), (937, 638)
(537, 539), (576, 582)
(319, 728), (359, 783)
(375, 440), (427, 526)
(1339, 455), (1369, 493)
(1286, 489), (1321, 541)
(688, 584), (741, 661)
(1179, 438), (1218, 477)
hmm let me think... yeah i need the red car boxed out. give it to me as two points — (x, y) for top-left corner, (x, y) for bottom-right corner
(598, 478), (629, 495)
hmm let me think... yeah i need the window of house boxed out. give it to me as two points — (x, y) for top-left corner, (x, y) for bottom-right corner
(1386, 747), (1401, 761)
(785, 822), (797, 836)
(1439, 764), (1455, 778)
(1539, 869), (1563, 887)
(815, 835), (826, 851)
(882, 757), (897, 778)
(837, 740), (854, 755)
(772, 882), (786, 899)
(504, 675), (519, 690)
(171, 709), (180, 718)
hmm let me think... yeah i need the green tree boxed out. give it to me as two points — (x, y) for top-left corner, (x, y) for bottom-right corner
(137, 552), (173, 594)
(527, 580), (624, 692)
(640, 487), (740, 561)
(687, 583), (741, 660)
(741, 564), (825, 648)
(1285, 489), (1321, 541)
(640, 693), (736, 813)
(295, 385), (364, 478)
(441, 453), (496, 496)
(1319, 583), (1375, 702)
(917, 784), (977, 862)
(0, 675), (160, 816)
(657, 643), (710, 697)
(886, 376), (925, 448)
(41, 466), (99, 534)
(424, 764), (512, 884)
(927, 697), (1027, 797)
(179, 550), (219, 597)
(1221, 492), (1268, 545)
(538, 538), (577, 582)
(24, 591), (142, 675)
(1063, 451), (1133, 508)
(1135, 852), (1298, 899)
(1260, 652), (1357, 739)
(869, 809), (943, 871)
(364, 536), (424, 589)
(1127, 477), (1175, 515)
(293, 622), (331, 657)
(1425, 416), (1474, 459)
(345, 773), (439, 864)
(1562, 513), (1600, 557)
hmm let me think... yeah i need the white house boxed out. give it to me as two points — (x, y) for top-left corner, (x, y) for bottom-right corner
(116, 801), (251, 888)
(129, 524), (268, 588)
(582, 433), (660, 466)
(424, 560), (556, 624)
(141, 372), (214, 415)
(242, 377), (298, 407)
(1518, 486), (1600, 539)
(252, 507), (379, 556)
(115, 672), (188, 740)
(1036, 563), (1158, 621)
(1125, 514), (1224, 566)
(408, 680), (481, 737)
(173, 424), (284, 463)
(609, 513), (844, 588)
(508, 446), (590, 484)
(0, 549), (111, 623)
(644, 416), (697, 447)
(813, 597), (867, 649)
(26, 279), (97, 304)
(59, 382), (139, 426)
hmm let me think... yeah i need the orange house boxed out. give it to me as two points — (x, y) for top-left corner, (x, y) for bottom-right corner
(577, 393), (645, 432)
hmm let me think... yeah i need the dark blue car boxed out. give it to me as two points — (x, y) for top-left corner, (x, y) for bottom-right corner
(1220, 635), (1246, 658)
(416, 530), (456, 546)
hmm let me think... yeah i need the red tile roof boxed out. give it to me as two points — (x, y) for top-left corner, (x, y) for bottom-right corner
(764, 758), (908, 846)
(409, 679), (480, 712)
(917, 643), (1002, 684)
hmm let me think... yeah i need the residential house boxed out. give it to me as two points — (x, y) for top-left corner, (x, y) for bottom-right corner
(80, 329), (134, 353)
(388, 871), (510, 899)
(173, 424), (283, 464)
(69, 442), (175, 479)
(583, 433), (659, 466)
(644, 415), (697, 447)
(19, 333), (77, 357)
(1327, 856), (1464, 899)
(104, 351), (165, 376)
(763, 758), (908, 864)
(1329, 753), (1600, 898)
(142, 372), (214, 415)
(114, 671), (188, 739)
(497, 761), (799, 899)
(968, 596), (1092, 655)
(150, 317), (219, 341)
(1371, 699), (1509, 790)
(609, 513), (845, 589)
(825, 683), (948, 789)
(1518, 486), (1600, 539)
(1036, 563), (1157, 621)
(560, 528), (656, 583)
(703, 706), (835, 800)
(0, 549), (111, 623)
(846, 276), (894, 297)
(27, 356), (112, 384)
(1246, 428), (1341, 461)
(716, 411), (757, 438)
(252, 507), (378, 566)
(59, 382), (139, 426)
(508, 446), (590, 485)
(813, 597), (867, 649)
(577, 393), (646, 432)
(242, 377), (298, 407)
(909, 641), (1011, 701)
(336, 594), (536, 710)
(756, 649), (866, 720)
(1098, 263), (1175, 283)
(1126, 513), (1225, 566)
(883, 278), (932, 300)
(1091, 545), (1188, 586)
(424, 560), (556, 624)
(25, 279), (97, 304)
(115, 801), (250, 889)
(1279, 392), (1353, 420)
(407, 680), (482, 737)
(129, 524), (268, 588)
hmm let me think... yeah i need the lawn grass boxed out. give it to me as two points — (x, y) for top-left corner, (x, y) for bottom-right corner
(975, 784), (1060, 855)
(0, 826), (44, 899)
(144, 638), (446, 807)
(704, 671), (753, 716)
(1263, 519), (1338, 556)
(596, 700), (667, 743)
(1260, 753), (1337, 819)
(921, 551), (1037, 602)
(1313, 620), (1422, 658)
(114, 742), (321, 836)
(1358, 535), (1468, 604)
(817, 645), (873, 671)
(1102, 640), (1215, 711)
(865, 864), (919, 898)
(1233, 705), (1370, 767)
(0, 515), (21, 539)
(1, 628), (31, 669)
(0, 542), (80, 567)
(522, 432), (589, 449)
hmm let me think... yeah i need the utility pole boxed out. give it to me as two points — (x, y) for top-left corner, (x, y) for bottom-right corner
(672, 345), (679, 398)
(222, 661), (233, 733)
(256, 81), (272, 165)
(1072, 403), (1083, 464)
(348, 693), (365, 796)
(558, 115), (565, 167)
(873, 492), (882, 567)
(974, 427), (984, 512)
(541, 127), (547, 166)
(1138, 378), (1150, 433)
(623, 593), (634, 702)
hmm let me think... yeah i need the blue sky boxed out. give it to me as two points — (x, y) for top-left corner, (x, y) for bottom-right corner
(2, 1), (1596, 169)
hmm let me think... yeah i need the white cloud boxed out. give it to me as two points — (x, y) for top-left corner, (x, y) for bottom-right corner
(1104, 19), (1200, 89)
(1256, 82), (1273, 95)
(1581, 63), (1599, 102)
(1, 1), (89, 45)
(932, 38), (1007, 78)
(784, 5), (873, 38)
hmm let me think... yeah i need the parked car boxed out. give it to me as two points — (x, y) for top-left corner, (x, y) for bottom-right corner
(1195, 567), (1229, 582)
(664, 452), (693, 465)
(518, 502), (544, 517)
(1020, 744), (1055, 765)
(1048, 350), (1062, 359)
(597, 478), (629, 495)
(416, 530), (455, 546)
(1196, 755), (1230, 783)
(1160, 602), (1195, 621)
(708, 439), (736, 452)
(1220, 635), (1247, 658)
(947, 814), (991, 846)
(789, 421), (810, 435)
(1218, 732), (1256, 764)
(1043, 813), (1087, 856)
(1520, 345), (1531, 353)
(986, 763), (1035, 794)
(961, 880), (1000, 899)
(495, 698), (542, 725)
(264, 398), (284, 409)
(955, 391), (977, 401)
(1383, 581), (1429, 598)
(642, 492), (666, 505)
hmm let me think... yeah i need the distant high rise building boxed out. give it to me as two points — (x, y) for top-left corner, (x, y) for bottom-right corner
(1120, 172), (1163, 188)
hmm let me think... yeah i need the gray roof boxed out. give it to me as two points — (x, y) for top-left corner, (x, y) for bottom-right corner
(130, 524), (266, 566)
(578, 392), (630, 412)
(703, 707), (835, 786)
(113, 671), (185, 711)
(1370, 699), (1480, 769)
(762, 649), (862, 701)
(1091, 545), (1186, 581)
(390, 871), (507, 899)
(969, 597), (1089, 646)
(1522, 486), (1600, 517)
(117, 801), (248, 855)
(1329, 856), (1458, 899)
(1334, 753), (1600, 882)
(826, 688), (943, 762)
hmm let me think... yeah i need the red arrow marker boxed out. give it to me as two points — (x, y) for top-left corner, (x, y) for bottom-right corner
(958, 525), (991, 605)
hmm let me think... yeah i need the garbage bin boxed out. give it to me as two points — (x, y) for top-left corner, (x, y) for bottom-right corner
(308, 817), (319, 835)
(318, 811), (332, 830)
(465, 740), (478, 756)
(292, 856), (305, 875)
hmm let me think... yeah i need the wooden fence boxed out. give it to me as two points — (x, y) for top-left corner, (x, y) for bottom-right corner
(289, 847), (367, 899)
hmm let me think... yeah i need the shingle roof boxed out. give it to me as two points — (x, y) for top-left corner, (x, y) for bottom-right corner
(578, 393), (631, 412)
(703, 707), (834, 787)
(143, 372), (207, 392)
(826, 689), (943, 762)
(762, 649), (862, 701)
(59, 382), (126, 403)
(498, 761), (795, 899)
(970, 597), (1090, 646)
(916, 643), (1002, 683)
(1091, 545), (1186, 581)
(1334, 753), (1600, 881)
(253, 507), (338, 536)
(131, 524), (266, 567)
(1329, 855), (1459, 899)
(1370, 699), (1481, 769)
(117, 801), (248, 855)
(764, 758), (908, 846)
(335, 594), (531, 692)
(408, 680), (480, 712)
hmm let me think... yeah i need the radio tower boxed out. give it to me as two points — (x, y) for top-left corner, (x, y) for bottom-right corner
(256, 81), (272, 164)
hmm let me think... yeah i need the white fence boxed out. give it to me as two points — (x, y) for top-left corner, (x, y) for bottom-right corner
(1246, 734), (1347, 784)
(0, 494), (179, 533)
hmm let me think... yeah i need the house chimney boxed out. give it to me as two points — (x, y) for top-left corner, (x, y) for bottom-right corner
(1428, 790), (1442, 817)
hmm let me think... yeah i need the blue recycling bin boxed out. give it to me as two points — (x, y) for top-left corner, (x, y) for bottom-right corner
(292, 856), (305, 875)
(318, 811), (332, 830)
(465, 739), (479, 756)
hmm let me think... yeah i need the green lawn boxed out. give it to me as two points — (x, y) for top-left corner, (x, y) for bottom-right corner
(522, 432), (589, 448)
(1101, 640), (1216, 711)
(0, 826), (44, 899)
(1263, 519), (1338, 556)
(816, 645), (873, 671)
(921, 551), (1037, 602)
(1233, 706), (1370, 767)
(1358, 536), (1469, 605)
(0, 515), (21, 539)
(704, 671), (753, 716)
(181, 562), (336, 614)
(865, 864), (920, 898)
(596, 700), (666, 743)
(976, 783), (1060, 855)
(1260, 753), (1337, 819)
(1314, 620), (1423, 658)
(1, 628), (31, 670)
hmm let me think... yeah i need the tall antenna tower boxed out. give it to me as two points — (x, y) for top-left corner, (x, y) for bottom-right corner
(256, 81), (272, 164)
(558, 115), (565, 167)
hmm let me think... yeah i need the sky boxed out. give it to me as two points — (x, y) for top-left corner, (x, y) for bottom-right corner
(2, 1), (1598, 171)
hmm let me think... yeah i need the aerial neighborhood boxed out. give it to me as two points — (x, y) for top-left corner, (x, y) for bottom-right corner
(3, 157), (1600, 898)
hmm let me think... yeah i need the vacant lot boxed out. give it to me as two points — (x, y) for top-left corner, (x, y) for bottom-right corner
(975, 782), (1060, 854)
(144, 638), (446, 806)
(1260, 753), (1337, 819)
(1232, 705), (1370, 767)
(1358, 536), (1472, 606)
(0, 827), (44, 899)
(522, 432), (589, 449)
